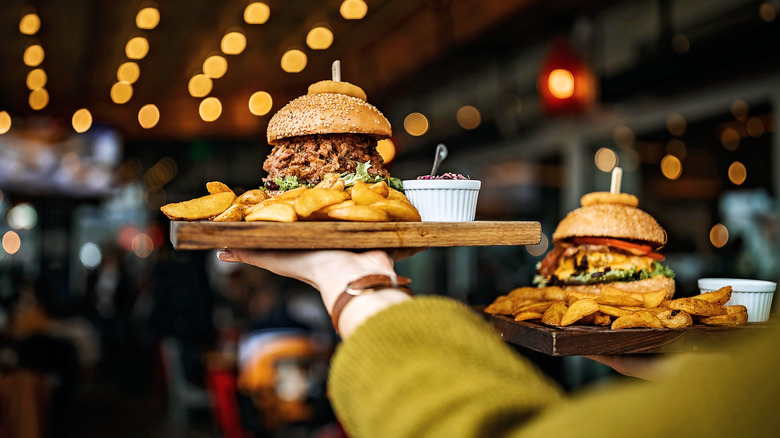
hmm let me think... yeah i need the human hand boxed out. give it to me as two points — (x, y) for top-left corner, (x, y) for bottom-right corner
(584, 354), (665, 381)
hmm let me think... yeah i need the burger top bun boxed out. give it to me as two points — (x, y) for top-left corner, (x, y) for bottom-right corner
(552, 203), (667, 247)
(266, 91), (391, 144)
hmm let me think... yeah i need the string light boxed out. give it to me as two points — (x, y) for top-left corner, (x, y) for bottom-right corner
(0, 111), (11, 134)
(244, 2), (271, 24)
(72, 108), (92, 133)
(248, 91), (273, 116)
(26, 68), (47, 89)
(281, 49), (307, 73)
(203, 56), (228, 79)
(340, 0), (368, 19)
(138, 104), (160, 129)
(660, 155), (682, 180)
(23, 44), (44, 67)
(456, 105), (481, 130)
(306, 27), (334, 50)
(199, 97), (222, 122)
(547, 69), (574, 99)
(710, 224), (729, 248)
(19, 13), (41, 35)
(136, 7), (160, 29)
(29, 88), (49, 110)
(376, 139), (395, 163)
(188, 74), (213, 98)
(110, 81), (133, 104)
(404, 113), (428, 136)
(221, 32), (247, 55)
(594, 148), (617, 172)
(126, 37), (149, 59)
(117, 62), (140, 83)
(728, 161), (747, 185)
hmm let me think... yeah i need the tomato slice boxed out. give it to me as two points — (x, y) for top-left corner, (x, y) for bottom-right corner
(571, 236), (665, 260)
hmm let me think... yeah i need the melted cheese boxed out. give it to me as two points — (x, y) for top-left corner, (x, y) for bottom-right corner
(554, 250), (654, 280)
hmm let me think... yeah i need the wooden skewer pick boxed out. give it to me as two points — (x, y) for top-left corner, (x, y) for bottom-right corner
(332, 60), (341, 82)
(610, 167), (623, 194)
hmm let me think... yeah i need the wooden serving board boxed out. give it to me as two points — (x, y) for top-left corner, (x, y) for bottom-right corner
(171, 220), (541, 250)
(488, 313), (772, 356)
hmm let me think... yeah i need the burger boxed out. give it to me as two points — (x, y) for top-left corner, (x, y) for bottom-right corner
(534, 196), (676, 298)
(262, 80), (402, 192)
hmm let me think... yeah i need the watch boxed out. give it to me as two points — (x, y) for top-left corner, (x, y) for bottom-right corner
(330, 274), (413, 334)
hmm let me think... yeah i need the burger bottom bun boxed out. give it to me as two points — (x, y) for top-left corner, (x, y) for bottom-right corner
(562, 275), (676, 300)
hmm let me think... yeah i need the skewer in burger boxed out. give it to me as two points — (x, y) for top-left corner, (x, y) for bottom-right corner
(262, 77), (402, 192)
(534, 191), (676, 298)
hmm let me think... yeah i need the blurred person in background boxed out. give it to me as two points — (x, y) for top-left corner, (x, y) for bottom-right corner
(217, 248), (779, 438)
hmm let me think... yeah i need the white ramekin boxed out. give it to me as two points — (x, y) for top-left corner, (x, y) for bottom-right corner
(402, 180), (481, 222)
(698, 278), (776, 322)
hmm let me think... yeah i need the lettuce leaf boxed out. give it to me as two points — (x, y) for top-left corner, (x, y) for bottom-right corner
(340, 161), (404, 192)
(274, 175), (312, 192)
(533, 261), (675, 287)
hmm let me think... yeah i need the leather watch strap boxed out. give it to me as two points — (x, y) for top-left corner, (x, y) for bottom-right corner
(330, 274), (412, 334)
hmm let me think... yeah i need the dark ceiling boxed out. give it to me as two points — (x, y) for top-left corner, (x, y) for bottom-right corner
(0, 0), (547, 141)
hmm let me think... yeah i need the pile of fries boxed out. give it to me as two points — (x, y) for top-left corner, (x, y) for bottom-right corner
(161, 174), (421, 223)
(485, 285), (747, 329)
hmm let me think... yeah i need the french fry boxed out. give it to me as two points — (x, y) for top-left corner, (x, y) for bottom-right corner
(514, 311), (543, 322)
(351, 181), (387, 205)
(560, 299), (599, 326)
(212, 204), (243, 222)
(161, 192), (235, 220)
(611, 310), (664, 330)
(695, 286), (732, 306)
(667, 297), (726, 316)
(541, 301), (568, 326)
(206, 181), (233, 194)
(656, 308), (693, 329)
(327, 205), (389, 222)
(294, 188), (349, 218)
(245, 203), (297, 222)
(371, 199), (422, 222)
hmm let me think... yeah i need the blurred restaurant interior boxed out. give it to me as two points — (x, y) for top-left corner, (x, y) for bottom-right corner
(0, 0), (778, 436)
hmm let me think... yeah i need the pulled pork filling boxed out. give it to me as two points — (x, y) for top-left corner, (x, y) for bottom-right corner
(262, 133), (388, 188)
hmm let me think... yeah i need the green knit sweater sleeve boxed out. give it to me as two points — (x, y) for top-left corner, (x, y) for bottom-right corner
(328, 296), (563, 438)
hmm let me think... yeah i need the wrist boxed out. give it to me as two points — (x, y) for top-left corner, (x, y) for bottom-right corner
(337, 289), (412, 338)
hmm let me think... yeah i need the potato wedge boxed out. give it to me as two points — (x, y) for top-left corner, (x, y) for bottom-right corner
(513, 301), (554, 315)
(611, 310), (663, 330)
(245, 203), (297, 222)
(541, 301), (568, 326)
(294, 188), (350, 218)
(597, 304), (636, 318)
(212, 204), (243, 222)
(387, 187), (412, 203)
(351, 181), (387, 205)
(508, 287), (546, 301)
(541, 286), (567, 302)
(232, 189), (268, 206)
(695, 286), (732, 306)
(560, 298), (599, 326)
(656, 308), (693, 329)
(161, 191), (235, 220)
(667, 297), (726, 316)
(593, 311), (612, 326)
(514, 311), (543, 322)
(642, 289), (668, 308)
(700, 306), (748, 326)
(371, 199), (422, 222)
(273, 186), (308, 201)
(313, 173), (340, 189)
(206, 181), (233, 194)
(369, 181), (390, 198)
(484, 296), (514, 316)
(327, 205), (389, 222)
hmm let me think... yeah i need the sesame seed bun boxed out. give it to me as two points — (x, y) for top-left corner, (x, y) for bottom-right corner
(552, 203), (667, 248)
(266, 93), (392, 144)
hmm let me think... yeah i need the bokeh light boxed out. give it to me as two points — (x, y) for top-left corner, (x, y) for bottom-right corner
(404, 112), (429, 136)
(340, 0), (368, 19)
(594, 147), (618, 172)
(660, 154), (682, 180)
(136, 7), (160, 29)
(613, 125), (634, 148)
(29, 88), (49, 110)
(456, 105), (481, 130)
(188, 74), (213, 98)
(2, 231), (21, 255)
(132, 233), (154, 258)
(728, 161), (747, 185)
(710, 224), (729, 248)
(126, 37), (150, 59)
(244, 2), (271, 24)
(221, 31), (247, 55)
(23, 44), (44, 67)
(248, 91), (273, 116)
(19, 13), (41, 35)
(203, 56), (228, 79)
(746, 117), (764, 138)
(306, 27), (334, 50)
(526, 233), (549, 257)
(138, 104), (160, 129)
(7, 203), (38, 230)
(199, 97), (222, 122)
(26, 68), (47, 89)
(72, 108), (93, 133)
(79, 242), (102, 268)
(730, 99), (748, 121)
(760, 2), (776, 22)
(666, 113), (686, 136)
(547, 69), (574, 99)
(720, 127), (740, 151)
(0, 111), (11, 134)
(110, 81), (133, 104)
(117, 62), (140, 84)
(281, 49), (307, 73)
(672, 34), (690, 54)
(376, 139), (396, 164)
(666, 139), (687, 159)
